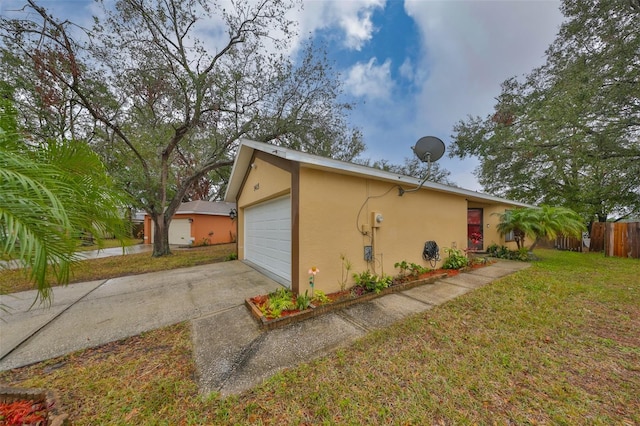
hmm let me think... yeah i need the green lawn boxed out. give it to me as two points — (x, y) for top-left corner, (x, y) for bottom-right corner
(1, 249), (638, 425)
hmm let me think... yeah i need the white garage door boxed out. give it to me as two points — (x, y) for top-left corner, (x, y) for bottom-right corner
(244, 196), (291, 285)
(168, 219), (192, 245)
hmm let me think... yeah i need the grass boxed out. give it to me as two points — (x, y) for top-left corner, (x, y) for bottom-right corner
(0, 243), (236, 294)
(1, 249), (638, 424)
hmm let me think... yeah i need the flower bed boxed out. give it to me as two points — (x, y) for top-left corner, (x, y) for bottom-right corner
(246, 270), (450, 331)
(0, 386), (69, 426)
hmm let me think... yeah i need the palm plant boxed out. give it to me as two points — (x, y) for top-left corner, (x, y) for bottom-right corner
(1, 91), (129, 303)
(1, 140), (130, 303)
(495, 209), (528, 249)
(496, 206), (586, 251)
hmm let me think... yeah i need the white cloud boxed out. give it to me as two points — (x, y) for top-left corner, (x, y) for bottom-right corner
(345, 58), (394, 99)
(340, 8), (377, 50)
(404, 0), (564, 135)
(380, 0), (565, 189)
(288, 0), (385, 52)
(399, 57), (415, 81)
(339, 1), (564, 191)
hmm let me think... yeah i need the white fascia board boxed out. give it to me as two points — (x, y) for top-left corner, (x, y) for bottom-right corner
(224, 140), (255, 202)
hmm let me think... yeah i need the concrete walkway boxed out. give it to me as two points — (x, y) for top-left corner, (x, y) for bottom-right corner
(0, 260), (531, 396)
(193, 260), (531, 395)
(75, 244), (154, 260)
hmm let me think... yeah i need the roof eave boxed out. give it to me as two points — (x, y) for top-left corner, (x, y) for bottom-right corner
(224, 139), (533, 208)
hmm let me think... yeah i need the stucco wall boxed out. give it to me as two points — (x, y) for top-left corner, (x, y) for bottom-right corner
(469, 203), (519, 251)
(175, 214), (236, 245)
(143, 214), (236, 245)
(232, 156), (520, 295)
(297, 167), (468, 295)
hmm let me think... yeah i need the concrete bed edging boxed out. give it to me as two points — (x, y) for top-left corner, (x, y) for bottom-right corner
(245, 272), (448, 331)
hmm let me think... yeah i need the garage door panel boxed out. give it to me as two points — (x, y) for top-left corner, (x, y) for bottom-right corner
(168, 219), (192, 245)
(150, 219), (191, 244)
(245, 196), (291, 285)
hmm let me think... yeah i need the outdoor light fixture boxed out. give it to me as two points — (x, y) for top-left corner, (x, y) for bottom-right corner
(229, 209), (237, 220)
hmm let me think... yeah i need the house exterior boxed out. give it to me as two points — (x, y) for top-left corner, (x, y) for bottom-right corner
(224, 139), (530, 295)
(143, 200), (237, 246)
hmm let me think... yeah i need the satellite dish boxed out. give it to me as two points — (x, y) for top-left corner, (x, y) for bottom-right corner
(412, 136), (445, 163)
(399, 136), (446, 196)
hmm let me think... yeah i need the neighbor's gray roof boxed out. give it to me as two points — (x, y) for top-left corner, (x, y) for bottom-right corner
(224, 139), (531, 208)
(176, 200), (236, 216)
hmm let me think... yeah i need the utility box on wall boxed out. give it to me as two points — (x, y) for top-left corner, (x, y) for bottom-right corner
(364, 245), (373, 261)
(371, 212), (384, 228)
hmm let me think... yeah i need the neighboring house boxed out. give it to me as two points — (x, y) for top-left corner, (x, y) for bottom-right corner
(224, 139), (530, 295)
(143, 200), (237, 246)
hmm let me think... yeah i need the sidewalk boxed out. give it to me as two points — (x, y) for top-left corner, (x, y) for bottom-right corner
(0, 244), (154, 270)
(192, 260), (531, 396)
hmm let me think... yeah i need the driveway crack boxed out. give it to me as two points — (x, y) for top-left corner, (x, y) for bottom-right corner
(215, 332), (267, 393)
(0, 279), (110, 361)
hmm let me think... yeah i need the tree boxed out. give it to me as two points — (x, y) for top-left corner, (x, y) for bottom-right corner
(363, 157), (453, 185)
(1, 84), (128, 304)
(450, 0), (640, 223)
(495, 206), (586, 251)
(0, 0), (365, 257)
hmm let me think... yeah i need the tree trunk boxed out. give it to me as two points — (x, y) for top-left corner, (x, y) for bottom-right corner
(528, 237), (540, 252)
(152, 213), (172, 257)
(514, 229), (525, 250)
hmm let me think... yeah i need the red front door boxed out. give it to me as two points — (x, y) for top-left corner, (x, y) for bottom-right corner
(467, 208), (483, 251)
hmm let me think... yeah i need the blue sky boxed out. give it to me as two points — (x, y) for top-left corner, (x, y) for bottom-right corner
(1, 0), (565, 191)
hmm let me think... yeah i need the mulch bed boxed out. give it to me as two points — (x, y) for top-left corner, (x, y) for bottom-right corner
(246, 261), (497, 330)
(246, 269), (461, 330)
(0, 387), (69, 426)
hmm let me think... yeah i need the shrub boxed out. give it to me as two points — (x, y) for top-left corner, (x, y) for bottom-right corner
(394, 260), (431, 280)
(338, 254), (352, 292)
(353, 270), (392, 294)
(295, 290), (312, 311)
(263, 288), (295, 318)
(487, 244), (510, 258)
(487, 244), (534, 261)
(441, 248), (469, 270)
(312, 290), (331, 305)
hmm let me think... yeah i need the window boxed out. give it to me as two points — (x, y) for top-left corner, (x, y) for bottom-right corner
(503, 209), (514, 241)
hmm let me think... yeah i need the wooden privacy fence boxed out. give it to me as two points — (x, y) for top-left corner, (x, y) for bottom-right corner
(589, 222), (640, 259)
(555, 235), (583, 252)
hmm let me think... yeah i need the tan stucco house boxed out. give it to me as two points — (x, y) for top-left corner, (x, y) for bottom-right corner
(143, 200), (236, 246)
(224, 139), (529, 295)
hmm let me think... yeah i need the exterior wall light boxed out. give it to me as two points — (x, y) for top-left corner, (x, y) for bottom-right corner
(229, 209), (237, 220)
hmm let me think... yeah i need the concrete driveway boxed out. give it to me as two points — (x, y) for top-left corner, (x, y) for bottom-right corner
(0, 261), (279, 371)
